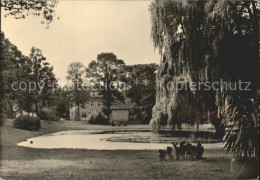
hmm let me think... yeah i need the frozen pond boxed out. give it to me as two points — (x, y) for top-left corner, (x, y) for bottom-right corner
(18, 130), (224, 150)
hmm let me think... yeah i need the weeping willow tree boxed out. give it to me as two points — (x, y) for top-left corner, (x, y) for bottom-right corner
(149, 0), (259, 136)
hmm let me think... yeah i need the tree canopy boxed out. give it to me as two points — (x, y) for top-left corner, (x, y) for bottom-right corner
(86, 53), (125, 117)
(66, 62), (89, 121)
(149, 0), (259, 133)
(1, 32), (58, 119)
(1, 0), (58, 27)
(123, 63), (158, 123)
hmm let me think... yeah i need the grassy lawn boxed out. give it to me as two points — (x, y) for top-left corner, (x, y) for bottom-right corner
(0, 119), (233, 179)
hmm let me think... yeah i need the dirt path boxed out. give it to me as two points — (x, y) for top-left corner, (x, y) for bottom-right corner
(0, 119), (233, 179)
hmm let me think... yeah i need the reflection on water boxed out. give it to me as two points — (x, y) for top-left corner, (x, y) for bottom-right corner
(104, 131), (219, 144)
(17, 130), (223, 150)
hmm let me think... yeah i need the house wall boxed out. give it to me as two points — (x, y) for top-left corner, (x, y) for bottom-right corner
(70, 94), (103, 121)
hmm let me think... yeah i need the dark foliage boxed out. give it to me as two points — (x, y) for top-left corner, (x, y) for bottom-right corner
(86, 53), (125, 117)
(1, 0), (58, 28)
(150, 0), (259, 131)
(223, 98), (259, 159)
(13, 115), (41, 131)
(123, 64), (158, 123)
(89, 113), (109, 125)
(39, 108), (59, 121)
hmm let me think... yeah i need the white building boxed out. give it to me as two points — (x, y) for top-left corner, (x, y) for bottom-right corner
(70, 91), (103, 121)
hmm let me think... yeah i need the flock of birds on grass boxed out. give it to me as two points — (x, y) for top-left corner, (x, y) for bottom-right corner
(159, 141), (204, 161)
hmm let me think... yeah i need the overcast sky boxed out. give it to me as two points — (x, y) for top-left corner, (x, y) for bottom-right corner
(2, 1), (161, 84)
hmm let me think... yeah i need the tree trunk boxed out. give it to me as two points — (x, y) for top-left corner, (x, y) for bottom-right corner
(196, 122), (199, 132)
(9, 104), (14, 119)
(77, 102), (80, 121)
(35, 101), (39, 117)
(19, 102), (23, 114)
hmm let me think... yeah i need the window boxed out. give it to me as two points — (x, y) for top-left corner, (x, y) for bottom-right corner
(90, 101), (94, 107)
(82, 112), (87, 118)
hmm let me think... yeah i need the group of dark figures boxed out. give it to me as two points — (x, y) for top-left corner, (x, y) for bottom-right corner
(159, 141), (204, 161)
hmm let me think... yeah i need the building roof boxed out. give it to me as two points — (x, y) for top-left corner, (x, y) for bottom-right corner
(111, 102), (130, 110)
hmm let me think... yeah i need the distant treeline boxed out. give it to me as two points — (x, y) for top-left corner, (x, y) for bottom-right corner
(1, 32), (158, 123)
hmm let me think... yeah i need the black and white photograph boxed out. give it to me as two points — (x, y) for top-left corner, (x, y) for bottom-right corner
(0, 0), (259, 179)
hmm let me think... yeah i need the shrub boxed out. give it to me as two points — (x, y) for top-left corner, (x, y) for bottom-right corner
(13, 115), (41, 131)
(223, 99), (259, 159)
(89, 113), (109, 125)
(39, 108), (59, 121)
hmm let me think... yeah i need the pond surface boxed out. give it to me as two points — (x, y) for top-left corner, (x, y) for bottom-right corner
(18, 130), (223, 150)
